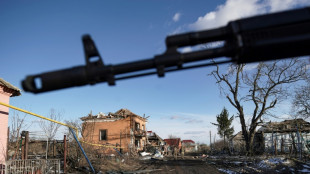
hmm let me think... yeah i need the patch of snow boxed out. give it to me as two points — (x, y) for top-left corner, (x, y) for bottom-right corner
(299, 168), (310, 173)
(303, 164), (310, 169)
(218, 168), (237, 174)
(282, 159), (290, 164)
(233, 161), (243, 164)
(140, 152), (151, 156)
(257, 157), (290, 169)
(246, 166), (262, 173)
(268, 158), (283, 164)
(139, 156), (151, 160)
(153, 153), (163, 159)
(257, 160), (269, 169)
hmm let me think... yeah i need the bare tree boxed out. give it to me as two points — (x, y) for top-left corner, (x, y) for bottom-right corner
(39, 108), (62, 140)
(9, 111), (31, 143)
(168, 134), (180, 139)
(291, 80), (310, 120)
(64, 119), (83, 141)
(211, 59), (308, 154)
(8, 111), (32, 159)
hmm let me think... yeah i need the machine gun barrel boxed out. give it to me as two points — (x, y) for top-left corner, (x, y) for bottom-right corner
(22, 7), (310, 93)
(165, 27), (229, 48)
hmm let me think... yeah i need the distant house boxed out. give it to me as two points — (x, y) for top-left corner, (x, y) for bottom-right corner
(0, 78), (21, 164)
(182, 140), (197, 152)
(229, 131), (246, 154)
(182, 140), (195, 144)
(164, 138), (182, 150)
(80, 108), (148, 154)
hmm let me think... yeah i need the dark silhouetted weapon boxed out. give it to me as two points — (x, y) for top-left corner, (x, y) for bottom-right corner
(22, 7), (310, 93)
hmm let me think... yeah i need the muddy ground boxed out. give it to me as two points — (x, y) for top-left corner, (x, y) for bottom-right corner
(131, 157), (222, 174)
(73, 155), (310, 174)
(97, 156), (221, 174)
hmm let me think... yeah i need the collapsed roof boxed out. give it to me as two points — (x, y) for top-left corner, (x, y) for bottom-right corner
(258, 119), (310, 133)
(80, 108), (147, 122)
(182, 140), (195, 144)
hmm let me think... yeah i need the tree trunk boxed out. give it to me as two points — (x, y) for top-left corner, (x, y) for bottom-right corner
(239, 112), (253, 154)
(244, 131), (255, 155)
(224, 135), (226, 148)
(291, 132), (297, 156)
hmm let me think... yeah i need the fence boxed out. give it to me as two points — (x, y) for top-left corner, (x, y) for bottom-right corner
(1, 159), (60, 174)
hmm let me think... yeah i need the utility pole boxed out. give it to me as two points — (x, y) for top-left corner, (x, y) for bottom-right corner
(209, 131), (212, 148)
(214, 134), (216, 144)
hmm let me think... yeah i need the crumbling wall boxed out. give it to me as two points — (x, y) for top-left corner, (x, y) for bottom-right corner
(263, 132), (310, 154)
(82, 117), (131, 152)
(82, 115), (147, 154)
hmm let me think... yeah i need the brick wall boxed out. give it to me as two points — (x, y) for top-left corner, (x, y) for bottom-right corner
(82, 115), (147, 153)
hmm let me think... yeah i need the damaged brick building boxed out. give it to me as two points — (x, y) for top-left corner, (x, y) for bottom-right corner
(146, 131), (165, 147)
(80, 108), (148, 154)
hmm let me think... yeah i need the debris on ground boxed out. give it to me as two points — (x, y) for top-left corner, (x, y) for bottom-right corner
(70, 154), (310, 173)
(140, 152), (151, 156)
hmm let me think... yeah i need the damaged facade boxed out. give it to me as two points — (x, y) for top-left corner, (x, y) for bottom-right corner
(257, 119), (310, 154)
(146, 131), (165, 147)
(145, 131), (165, 154)
(230, 119), (310, 154)
(81, 108), (148, 154)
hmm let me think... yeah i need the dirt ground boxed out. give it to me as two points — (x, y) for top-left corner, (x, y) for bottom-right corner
(101, 156), (221, 174)
(134, 157), (222, 174)
(73, 155), (310, 173)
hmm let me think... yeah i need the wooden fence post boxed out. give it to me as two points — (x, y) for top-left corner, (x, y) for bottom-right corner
(64, 135), (67, 174)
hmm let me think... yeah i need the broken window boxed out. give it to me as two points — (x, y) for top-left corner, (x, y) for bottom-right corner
(142, 124), (145, 130)
(100, 129), (107, 141)
(135, 122), (140, 131)
(135, 139), (140, 148)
